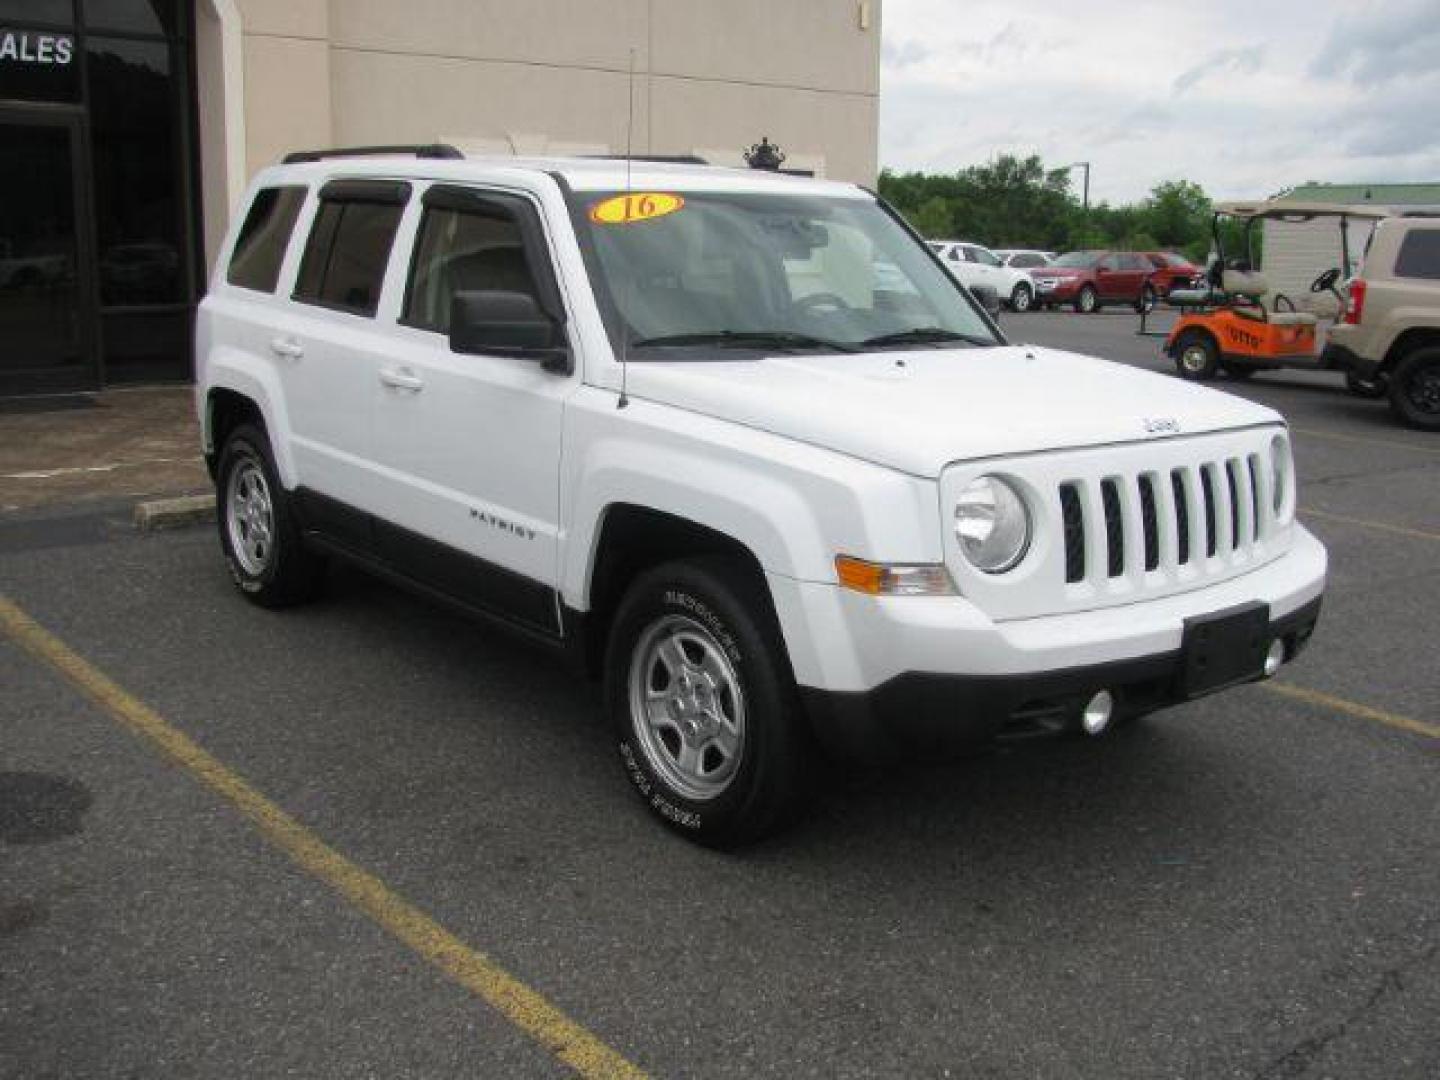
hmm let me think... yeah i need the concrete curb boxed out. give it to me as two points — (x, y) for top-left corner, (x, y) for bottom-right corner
(134, 494), (216, 532)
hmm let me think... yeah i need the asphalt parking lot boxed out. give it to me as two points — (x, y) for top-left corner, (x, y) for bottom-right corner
(3, 311), (1437, 1078)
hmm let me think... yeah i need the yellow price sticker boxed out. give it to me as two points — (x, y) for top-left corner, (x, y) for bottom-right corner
(589, 192), (685, 225)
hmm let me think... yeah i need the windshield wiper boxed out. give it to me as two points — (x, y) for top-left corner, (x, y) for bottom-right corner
(861, 327), (990, 348)
(630, 330), (858, 353)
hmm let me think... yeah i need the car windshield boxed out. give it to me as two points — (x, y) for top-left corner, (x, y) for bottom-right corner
(570, 189), (1000, 356)
(1160, 252), (1192, 267)
(1050, 251), (1099, 268)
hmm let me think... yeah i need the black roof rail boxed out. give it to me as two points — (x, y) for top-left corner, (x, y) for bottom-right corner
(281, 144), (464, 165)
(579, 153), (710, 165)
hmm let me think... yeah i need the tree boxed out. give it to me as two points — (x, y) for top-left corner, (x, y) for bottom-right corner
(1142, 180), (1211, 255)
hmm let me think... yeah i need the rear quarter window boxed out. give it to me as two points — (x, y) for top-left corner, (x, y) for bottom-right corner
(226, 186), (306, 293)
(1393, 229), (1440, 280)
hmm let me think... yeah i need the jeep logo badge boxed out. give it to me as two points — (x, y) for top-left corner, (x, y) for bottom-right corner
(1143, 417), (1180, 435)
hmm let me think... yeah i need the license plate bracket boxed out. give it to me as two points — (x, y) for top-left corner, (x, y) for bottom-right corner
(1180, 602), (1271, 699)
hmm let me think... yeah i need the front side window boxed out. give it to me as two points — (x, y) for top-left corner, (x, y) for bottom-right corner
(970, 246), (1002, 267)
(570, 189), (999, 354)
(1051, 251), (1099, 268)
(227, 186), (306, 293)
(403, 201), (540, 332)
(293, 185), (408, 316)
(1394, 229), (1440, 280)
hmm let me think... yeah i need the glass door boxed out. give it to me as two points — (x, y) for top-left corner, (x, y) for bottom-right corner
(0, 109), (96, 395)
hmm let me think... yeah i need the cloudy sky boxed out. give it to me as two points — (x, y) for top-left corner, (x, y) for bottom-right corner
(879, 0), (1440, 204)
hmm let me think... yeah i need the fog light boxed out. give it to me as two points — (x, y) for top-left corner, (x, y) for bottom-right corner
(1263, 638), (1286, 678)
(1081, 690), (1115, 736)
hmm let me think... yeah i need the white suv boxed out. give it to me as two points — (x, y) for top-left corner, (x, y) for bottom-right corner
(928, 240), (1037, 312)
(198, 147), (1326, 845)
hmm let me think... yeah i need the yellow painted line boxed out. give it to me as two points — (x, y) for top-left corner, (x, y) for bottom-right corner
(1290, 426), (1440, 456)
(0, 594), (646, 1080)
(1265, 681), (1440, 740)
(1300, 507), (1440, 543)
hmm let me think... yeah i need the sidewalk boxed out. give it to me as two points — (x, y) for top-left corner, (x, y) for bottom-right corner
(0, 387), (209, 514)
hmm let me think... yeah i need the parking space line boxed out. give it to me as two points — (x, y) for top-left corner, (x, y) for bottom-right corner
(1291, 426), (1440, 456)
(0, 595), (647, 1080)
(1265, 681), (1439, 740)
(1300, 508), (1440, 543)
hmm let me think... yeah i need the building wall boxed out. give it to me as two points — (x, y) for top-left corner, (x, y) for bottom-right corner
(196, 0), (882, 268)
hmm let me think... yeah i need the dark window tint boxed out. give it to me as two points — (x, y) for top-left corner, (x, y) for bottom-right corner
(404, 204), (538, 332)
(88, 35), (182, 304)
(227, 186), (306, 292)
(1394, 229), (1440, 280)
(294, 199), (404, 316)
(83, 0), (176, 35)
(0, 1), (74, 24)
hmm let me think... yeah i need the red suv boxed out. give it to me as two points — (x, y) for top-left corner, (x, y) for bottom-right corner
(1032, 251), (1158, 313)
(1144, 251), (1203, 296)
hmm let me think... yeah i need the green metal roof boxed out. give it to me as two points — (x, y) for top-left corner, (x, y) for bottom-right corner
(1278, 182), (1440, 207)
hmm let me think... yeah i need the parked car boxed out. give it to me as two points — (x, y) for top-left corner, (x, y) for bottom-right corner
(197, 148), (1326, 844)
(994, 248), (1055, 269)
(1032, 250), (1158, 313)
(1322, 216), (1440, 430)
(1144, 251), (1203, 296)
(928, 240), (1037, 312)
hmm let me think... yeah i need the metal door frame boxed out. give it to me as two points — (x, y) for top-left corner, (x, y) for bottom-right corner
(0, 103), (102, 395)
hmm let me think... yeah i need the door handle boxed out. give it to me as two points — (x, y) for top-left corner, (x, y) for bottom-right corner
(269, 336), (304, 359)
(379, 366), (424, 392)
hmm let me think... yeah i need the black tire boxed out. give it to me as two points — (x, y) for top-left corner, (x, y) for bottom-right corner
(1009, 282), (1033, 313)
(216, 423), (326, 607)
(1135, 284), (1157, 314)
(604, 556), (807, 847)
(1074, 285), (1098, 314)
(1173, 329), (1219, 380)
(1345, 372), (1388, 399)
(1387, 347), (1440, 431)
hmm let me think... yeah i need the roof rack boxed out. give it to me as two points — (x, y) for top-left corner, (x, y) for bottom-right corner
(580, 153), (710, 166)
(282, 144), (464, 165)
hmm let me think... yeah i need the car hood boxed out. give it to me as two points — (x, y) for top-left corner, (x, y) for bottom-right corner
(623, 345), (1280, 477)
(1035, 266), (1088, 278)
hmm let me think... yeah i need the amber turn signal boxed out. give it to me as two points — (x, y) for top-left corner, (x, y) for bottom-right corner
(834, 556), (955, 596)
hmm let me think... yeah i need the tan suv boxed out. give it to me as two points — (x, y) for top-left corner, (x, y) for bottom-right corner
(1323, 218), (1440, 430)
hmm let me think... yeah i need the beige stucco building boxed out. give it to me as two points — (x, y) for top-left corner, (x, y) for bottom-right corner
(196, 0), (882, 268)
(0, 0), (878, 395)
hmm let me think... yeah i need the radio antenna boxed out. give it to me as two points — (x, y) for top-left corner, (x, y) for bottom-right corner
(617, 46), (636, 410)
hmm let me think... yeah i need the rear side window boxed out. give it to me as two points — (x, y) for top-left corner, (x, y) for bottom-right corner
(293, 181), (410, 316)
(227, 186), (306, 293)
(1394, 229), (1440, 280)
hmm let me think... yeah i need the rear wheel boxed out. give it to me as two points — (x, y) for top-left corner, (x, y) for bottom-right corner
(217, 424), (325, 607)
(604, 557), (807, 847)
(1173, 330), (1219, 380)
(1075, 285), (1098, 314)
(1009, 282), (1033, 313)
(1387, 347), (1440, 430)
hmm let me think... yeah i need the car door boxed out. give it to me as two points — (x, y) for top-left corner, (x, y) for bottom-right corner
(368, 182), (573, 636)
(1094, 254), (1124, 301)
(944, 245), (978, 288)
(280, 178), (412, 550)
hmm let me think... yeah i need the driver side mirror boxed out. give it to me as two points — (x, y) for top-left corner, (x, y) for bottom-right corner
(970, 283), (1002, 319)
(449, 290), (570, 373)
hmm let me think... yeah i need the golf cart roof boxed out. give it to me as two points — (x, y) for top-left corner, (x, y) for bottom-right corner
(1215, 198), (1393, 220)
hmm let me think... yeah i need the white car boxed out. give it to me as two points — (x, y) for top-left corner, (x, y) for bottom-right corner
(197, 148), (1326, 845)
(994, 248), (1055, 269)
(928, 240), (1038, 312)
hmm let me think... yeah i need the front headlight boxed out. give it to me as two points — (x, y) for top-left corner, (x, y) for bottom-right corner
(955, 475), (1031, 573)
(1270, 433), (1290, 516)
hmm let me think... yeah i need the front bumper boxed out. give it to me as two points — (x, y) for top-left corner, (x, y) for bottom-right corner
(770, 526), (1327, 759)
(1036, 280), (1079, 299)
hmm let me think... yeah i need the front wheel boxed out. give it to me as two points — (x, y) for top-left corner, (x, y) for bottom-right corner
(1388, 348), (1440, 430)
(1075, 285), (1098, 314)
(217, 424), (325, 607)
(1009, 282), (1033, 313)
(604, 557), (806, 846)
(1173, 330), (1219, 380)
